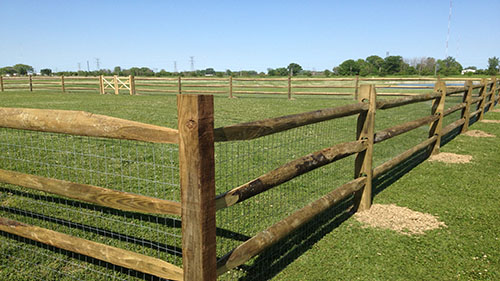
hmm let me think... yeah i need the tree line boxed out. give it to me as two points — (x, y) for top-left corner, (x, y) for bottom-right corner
(1, 56), (499, 77)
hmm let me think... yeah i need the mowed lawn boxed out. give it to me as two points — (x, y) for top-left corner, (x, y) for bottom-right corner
(0, 90), (498, 280)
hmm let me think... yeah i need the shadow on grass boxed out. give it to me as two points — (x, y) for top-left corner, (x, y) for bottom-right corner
(218, 196), (355, 281)
(0, 231), (170, 281)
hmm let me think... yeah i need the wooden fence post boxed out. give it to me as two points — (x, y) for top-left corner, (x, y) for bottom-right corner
(288, 75), (292, 100)
(178, 76), (182, 95)
(478, 78), (488, 120)
(29, 75), (33, 92)
(178, 94), (216, 281)
(228, 76), (233, 98)
(99, 75), (104, 94)
(0, 76), (3, 92)
(61, 75), (65, 93)
(461, 80), (473, 133)
(488, 76), (496, 109)
(113, 75), (119, 95)
(129, 75), (135, 95)
(354, 84), (376, 211)
(429, 80), (447, 155)
(354, 75), (360, 100)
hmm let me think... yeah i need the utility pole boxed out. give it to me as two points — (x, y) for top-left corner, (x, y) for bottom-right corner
(174, 61), (177, 73)
(87, 60), (90, 72)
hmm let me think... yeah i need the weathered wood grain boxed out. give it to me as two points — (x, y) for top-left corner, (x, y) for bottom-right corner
(373, 136), (437, 178)
(442, 118), (466, 136)
(443, 102), (466, 117)
(354, 84), (376, 211)
(178, 95), (217, 281)
(461, 81), (473, 133)
(374, 114), (439, 144)
(216, 177), (366, 275)
(215, 140), (367, 210)
(213, 102), (368, 142)
(428, 81), (446, 155)
(0, 107), (179, 144)
(0, 169), (181, 216)
(0, 217), (183, 280)
(376, 92), (441, 110)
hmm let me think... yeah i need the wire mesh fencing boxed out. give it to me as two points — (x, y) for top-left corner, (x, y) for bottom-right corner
(0, 128), (181, 280)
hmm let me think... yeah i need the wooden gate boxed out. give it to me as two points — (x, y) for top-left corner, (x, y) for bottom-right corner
(99, 75), (135, 95)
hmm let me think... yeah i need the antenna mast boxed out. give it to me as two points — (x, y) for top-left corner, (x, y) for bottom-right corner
(445, 0), (452, 58)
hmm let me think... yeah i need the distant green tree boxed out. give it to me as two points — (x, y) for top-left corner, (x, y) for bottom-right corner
(365, 55), (384, 75)
(323, 69), (332, 77)
(225, 69), (233, 76)
(336, 59), (360, 76)
(205, 68), (215, 75)
(287, 63), (302, 76)
(275, 67), (289, 76)
(0, 66), (16, 75)
(382, 56), (404, 75)
(437, 56), (462, 76)
(267, 68), (277, 76)
(487, 56), (499, 75)
(12, 64), (34, 75)
(40, 68), (52, 76)
(113, 66), (122, 75)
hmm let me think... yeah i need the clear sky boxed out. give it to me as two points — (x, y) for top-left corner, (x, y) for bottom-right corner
(1, 0), (499, 72)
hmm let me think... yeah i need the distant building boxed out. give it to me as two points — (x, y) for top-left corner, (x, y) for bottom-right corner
(461, 69), (476, 75)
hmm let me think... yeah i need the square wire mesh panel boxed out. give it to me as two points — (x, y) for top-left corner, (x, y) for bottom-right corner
(0, 128), (181, 280)
(215, 114), (357, 279)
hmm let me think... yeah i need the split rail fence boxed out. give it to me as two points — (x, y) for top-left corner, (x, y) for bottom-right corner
(0, 74), (488, 98)
(0, 77), (498, 280)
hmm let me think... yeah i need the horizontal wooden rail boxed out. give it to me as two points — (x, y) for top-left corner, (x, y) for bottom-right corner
(232, 78), (287, 81)
(215, 140), (367, 210)
(442, 118), (466, 136)
(471, 96), (483, 104)
(446, 88), (466, 95)
(135, 77), (178, 81)
(31, 81), (60, 85)
(376, 92), (441, 110)
(470, 109), (482, 117)
(443, 103), (466, 117)
(136, 88), (178, 93)
(292, 85), (355, 89)
(375, 85), (434, 89)
(214, 102), (367, 142)
(232, 90), (286, 95)
(0, 169), (181, 216)
(216, 177), (367, 275)
(373, 135), (437, 178)
(181, 77), (227, 81)
(232, 85), (287, 89)
(0, 108), (179, 144)
(374, 114), (439, 143)
(293, 92), (352, 96)
(65, 87), (98, 91)
(135, 83), (177, 87)
(0, 217), (183, 280)
(181, 84), (227, 88)
(293, 78), (355, 81)
(181, 89), (227, 94)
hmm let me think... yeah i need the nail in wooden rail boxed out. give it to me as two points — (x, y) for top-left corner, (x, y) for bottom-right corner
(461, 80), (473, 133)
(429, 80), (447, 155)
(178, 94), (216, 281)
(354, 84), (376, 211)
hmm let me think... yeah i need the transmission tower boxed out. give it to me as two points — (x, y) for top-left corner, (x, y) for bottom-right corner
(174, 61), (177, 73)
(77, 63), (81, 71)
(87, 60), (90, 72)
(190, 56), (194, 71)
(95, 58), (100, 70)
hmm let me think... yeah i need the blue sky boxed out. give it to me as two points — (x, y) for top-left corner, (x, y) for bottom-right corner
(1, 0), (499, 72)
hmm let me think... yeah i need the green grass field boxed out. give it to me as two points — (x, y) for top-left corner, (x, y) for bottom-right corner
(0, 90), (498, 280)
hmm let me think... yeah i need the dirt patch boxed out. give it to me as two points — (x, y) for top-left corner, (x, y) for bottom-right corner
(463, 130), (495, 138)
(355, 204), (446, 235)
(428, 152), (472, 164)
(491, 109), (500, 113)
(480, 119), (500, 124)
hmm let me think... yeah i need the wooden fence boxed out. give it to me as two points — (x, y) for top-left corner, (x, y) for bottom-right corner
(0, 77), (498, 280)
(0, 74), (489, 98)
